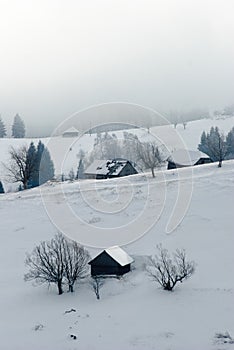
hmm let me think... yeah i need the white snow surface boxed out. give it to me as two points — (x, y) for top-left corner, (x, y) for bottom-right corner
(0, 116), (234, 350)
(102, 246), (134, 266)
(85, 159), (111, 175)
(0, 160), (233, 350)
(85, 159), (129, 177)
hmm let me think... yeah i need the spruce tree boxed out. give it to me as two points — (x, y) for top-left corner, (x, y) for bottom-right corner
(26, 142), (38, 188)
(0, 116), (6, 138)
(198, 127), (227, 167)
(76, 159), (85, 179)
(12, 114), (25, 138)
(36, 141), (55, 185)
(226, 127), (234, 159)
(198, 131), (208, 155)
(0, 181), (5, 194)
(76, 149), (85, 179)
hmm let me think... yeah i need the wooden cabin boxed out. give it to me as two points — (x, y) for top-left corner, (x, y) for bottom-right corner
(62, 126), (79, 138)
(88, 246), (134, 276)
(167, 149), (212, 169)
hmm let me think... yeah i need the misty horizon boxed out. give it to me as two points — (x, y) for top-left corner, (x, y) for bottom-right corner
(0, 0), (234, 136)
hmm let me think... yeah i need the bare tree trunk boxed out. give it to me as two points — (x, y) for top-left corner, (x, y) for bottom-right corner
(151, 167), (155, 178)
(92, 277), (103, 299)
(218, 160), (222, 167)
(58, 279), (63, 295)
(69, 284), (74, 293)
(96, 289), (100, 300)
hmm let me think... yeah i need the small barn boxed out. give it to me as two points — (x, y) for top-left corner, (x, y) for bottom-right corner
(167, 149), (212, 170)
(84, 159), (138, 180)
(88, 246), (134, 277)
(62, 126), (79, 138)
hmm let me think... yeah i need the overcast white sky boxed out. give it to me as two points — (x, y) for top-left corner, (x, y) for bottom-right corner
(0, 0), (234, 134)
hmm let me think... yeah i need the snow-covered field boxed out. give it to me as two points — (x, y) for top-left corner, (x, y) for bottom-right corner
(0, 117), (234, 350)
(1, 116), (234, 190)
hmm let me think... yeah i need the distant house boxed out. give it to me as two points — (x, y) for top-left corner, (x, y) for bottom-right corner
(88, 246), (134, 277)
(167, 149), (212, 170)
(62, 127), (79, 138)
(84, 159), (138, 180)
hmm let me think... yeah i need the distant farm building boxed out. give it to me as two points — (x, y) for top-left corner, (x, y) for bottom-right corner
(84, 159), (138, 180)
(88, 246), (134, 277)
(62, 127), (79, 138)
(167, 149), (212, 169)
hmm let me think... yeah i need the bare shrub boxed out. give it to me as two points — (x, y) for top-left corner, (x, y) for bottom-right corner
(91, 276), (104, 300)
(148, 245), (195, 291)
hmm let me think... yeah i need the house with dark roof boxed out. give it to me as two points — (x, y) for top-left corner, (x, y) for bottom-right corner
(84, 159), (138, 179)
(88, 246), (134, 276)
(167, 149), (212, 170)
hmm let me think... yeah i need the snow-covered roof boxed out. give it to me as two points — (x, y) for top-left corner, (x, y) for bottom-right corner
(85, 159), (129, 176)
(62, 126), (79, 134)
(169, 149), (209, 166)
(91, 246), (134, 266)
(85, 159), (110, 175)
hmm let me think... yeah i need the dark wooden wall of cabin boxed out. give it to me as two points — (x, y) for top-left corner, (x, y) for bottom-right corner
(90, 251), (131, 276)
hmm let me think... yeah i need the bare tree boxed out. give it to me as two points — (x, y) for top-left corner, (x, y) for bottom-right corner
(63, 240), (90, 292)
(181, 119), (187, 130)
(88, 132), (122, 164)
(25, 234), (90, 295)
(25, 234), (65, 295)
(4, 144), (37, 189)
(136, 141), (164, 177)
(91, 276), (104, 300)
(148, 245), (195, 291)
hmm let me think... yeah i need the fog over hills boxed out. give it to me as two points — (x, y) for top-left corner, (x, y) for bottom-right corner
(1, 1), (234, 137)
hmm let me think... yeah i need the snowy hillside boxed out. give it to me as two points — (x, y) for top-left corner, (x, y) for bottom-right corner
(0, 116), (234, 191)
(0, 159), (234, 350)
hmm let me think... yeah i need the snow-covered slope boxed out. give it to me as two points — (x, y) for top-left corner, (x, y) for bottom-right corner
(0, 160), (233, 350)
(1, 116), (234, 191)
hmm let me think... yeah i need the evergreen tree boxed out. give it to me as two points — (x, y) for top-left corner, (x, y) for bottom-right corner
(0, 181), (5, 194)
(76, 149), (85, 179)
(198, 131), (209, 155)
(226, 127), (234, 159)
(198, 127), (227, 167)
(30, 141), (44, 187)
(26, 142), (38, 188)
(36, 141), (55, 185)
(12, 114), (25, 138)
(76, 159), (85, 179)
(0, 116), (6, 138)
